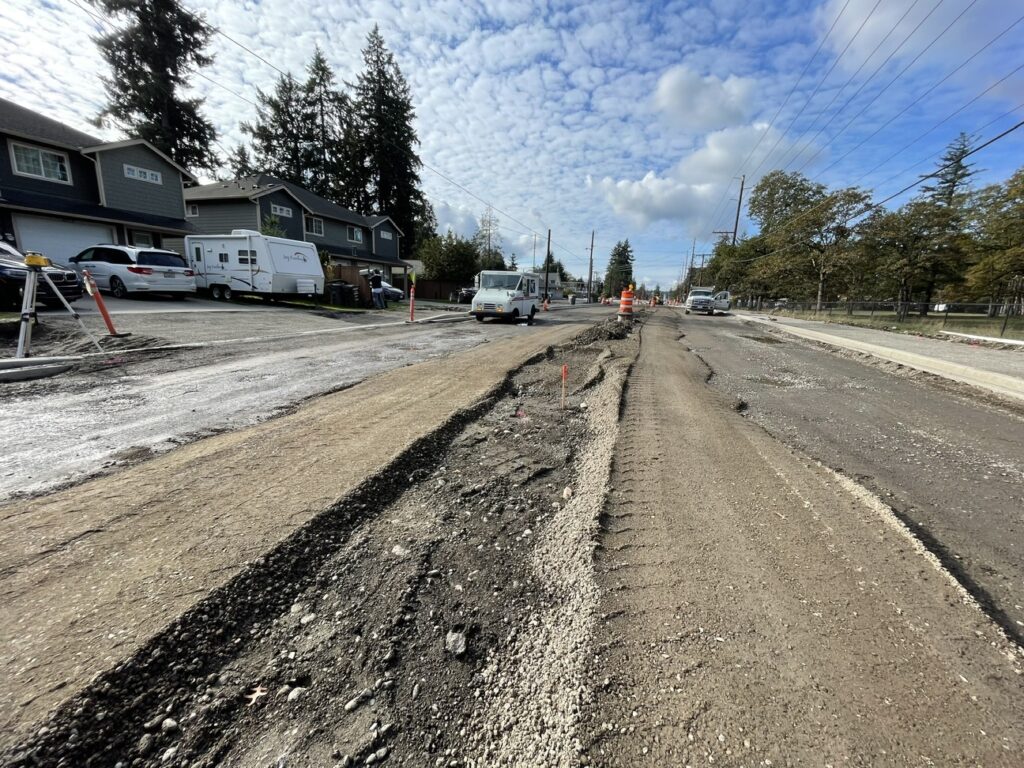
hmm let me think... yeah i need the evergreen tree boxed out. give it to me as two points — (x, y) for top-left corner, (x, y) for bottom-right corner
(242, 73), (307, 185)
(419, 230), (479, 283)
(916, 132), (978, 312)
(604, 240), (635, 296)
(226, 145), (255, 177)
(93, 0), (217, 172)
(351, 26), (426, 257)
(302, 47), (347, 199)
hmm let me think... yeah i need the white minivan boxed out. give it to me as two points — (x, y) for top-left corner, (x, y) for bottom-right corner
(67, 245), (196, 299)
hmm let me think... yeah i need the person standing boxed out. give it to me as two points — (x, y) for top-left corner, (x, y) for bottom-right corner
(369, 270), (384, 309)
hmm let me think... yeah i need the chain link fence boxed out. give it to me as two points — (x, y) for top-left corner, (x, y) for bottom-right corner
(736, 299), (1024, 340)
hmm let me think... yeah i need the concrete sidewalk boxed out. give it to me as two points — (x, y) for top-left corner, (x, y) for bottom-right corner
(739, 312), (1024, 402)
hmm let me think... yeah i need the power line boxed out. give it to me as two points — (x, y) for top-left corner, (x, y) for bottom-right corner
(698, 0), (856, 251)
(781, 0), (942, 171)
(746, 0), (887, 182)
(852, 62), (1024, 186)
(731, 114), (1024, 266)
(795, 0), (982, 174)
(811, 10), (1024, 179)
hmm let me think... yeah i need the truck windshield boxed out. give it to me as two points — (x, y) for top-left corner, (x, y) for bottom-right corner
(481, 274), (522, 290)
(689, 290), (712, 297)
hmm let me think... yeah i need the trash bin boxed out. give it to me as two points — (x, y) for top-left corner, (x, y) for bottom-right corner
(328, 281), (346, 306)
(569, 295), (576, 305)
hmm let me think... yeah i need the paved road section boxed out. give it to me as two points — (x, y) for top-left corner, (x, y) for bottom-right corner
(741, 312), (1024, 400)
(0, 318), (588, 749)
(584, 311), (1023, 766)
(682, 310), (1024, 641)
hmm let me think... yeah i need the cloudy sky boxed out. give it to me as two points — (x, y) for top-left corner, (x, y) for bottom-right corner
(2, 0), (1023, 288)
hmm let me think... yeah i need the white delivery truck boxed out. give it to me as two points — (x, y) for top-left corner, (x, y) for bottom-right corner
(184, 230), (325, 300)
(471, 270), (542, 324)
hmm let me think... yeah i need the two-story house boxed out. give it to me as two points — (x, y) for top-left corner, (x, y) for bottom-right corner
(0, 98), (196, 263)
(181, 174), (406, 282)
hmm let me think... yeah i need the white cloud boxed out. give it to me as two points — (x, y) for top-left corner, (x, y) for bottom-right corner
(591, 123), (806, 234)
(654, 66), (756, 131)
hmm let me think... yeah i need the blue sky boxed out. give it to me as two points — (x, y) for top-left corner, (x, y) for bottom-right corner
(2, 0), (1022, 289)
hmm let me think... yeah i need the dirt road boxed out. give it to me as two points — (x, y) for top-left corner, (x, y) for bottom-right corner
(583, 311), (1023, 765)
(4, 309), (1022, 767)
(681, 313), (1024, 641)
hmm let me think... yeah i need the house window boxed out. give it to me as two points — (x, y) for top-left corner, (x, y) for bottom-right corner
(347, 226), (363, 244)
(124, 164), (162, 184)
(10, 141), (72, 184)
(305, 215), (324, 236)
(380, 230), (393, 241)
(271, 203), (292, 218)
(132, 231), (153, 247)
(186, 204), (199, 217)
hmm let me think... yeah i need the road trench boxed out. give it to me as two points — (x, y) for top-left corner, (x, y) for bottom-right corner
(4, 311), (1023, 767)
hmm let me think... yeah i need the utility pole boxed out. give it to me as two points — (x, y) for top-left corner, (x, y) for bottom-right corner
(587, 230), (595, 301)
(543, 229), (551, 299)
(731, 174), (745, 246)
(683, 239), (695, 296)
(532, 234), (537, 271)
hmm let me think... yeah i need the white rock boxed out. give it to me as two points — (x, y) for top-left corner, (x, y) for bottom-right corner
(287, 687), (306, 702)
(445, 631), (467, 656)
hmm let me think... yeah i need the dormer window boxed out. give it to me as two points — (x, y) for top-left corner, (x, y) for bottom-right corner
(347, 226), (363, 244)
(124, 164), (162, 184)
(10, 142), (71, 184)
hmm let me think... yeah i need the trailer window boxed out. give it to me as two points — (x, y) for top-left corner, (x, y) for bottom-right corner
(237, 249), (257, 264)
(218, 253), (229, 263)
(193, 246), (202, 262)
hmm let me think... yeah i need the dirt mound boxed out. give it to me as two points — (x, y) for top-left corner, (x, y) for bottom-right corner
(570, 318), (633, 347)
(3, 328), (638, 768)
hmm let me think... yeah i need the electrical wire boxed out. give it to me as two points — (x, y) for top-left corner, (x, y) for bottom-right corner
(746, 0), (886, 182)
(698, 0), (856, 252)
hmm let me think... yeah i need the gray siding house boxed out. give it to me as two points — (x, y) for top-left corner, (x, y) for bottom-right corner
(0, 98), (196, 264)
(182, 174), (406, 280)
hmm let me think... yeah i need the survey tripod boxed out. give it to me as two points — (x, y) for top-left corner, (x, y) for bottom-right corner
(16, 252), (102, 358)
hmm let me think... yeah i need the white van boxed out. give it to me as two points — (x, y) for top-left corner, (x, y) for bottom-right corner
(184, 230), (325, 300)
(471, 270), (542, 324)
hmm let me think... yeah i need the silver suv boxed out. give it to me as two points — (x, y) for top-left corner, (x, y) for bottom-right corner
(67, 245), (196, 299)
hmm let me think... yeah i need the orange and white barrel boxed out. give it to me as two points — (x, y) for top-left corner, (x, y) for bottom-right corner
(617, 288), (634, 322)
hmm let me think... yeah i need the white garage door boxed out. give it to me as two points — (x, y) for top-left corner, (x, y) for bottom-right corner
(13, 215), (115, 266)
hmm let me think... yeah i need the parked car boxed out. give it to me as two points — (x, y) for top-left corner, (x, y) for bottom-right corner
(450, 286), (477, 304)
(0, 242), (84, 309)
(381, 280), (404, 302)
(66, 245), (196, 299)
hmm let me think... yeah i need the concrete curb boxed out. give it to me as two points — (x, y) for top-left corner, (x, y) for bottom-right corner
(742, 315), (1024, 403)
(941, 330), (1024, 347)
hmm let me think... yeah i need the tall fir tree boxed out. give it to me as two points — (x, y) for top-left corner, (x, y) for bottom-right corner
(226, 145), (255, 178)
(351, 26), (427, 256)
(917, 131), (978, 312)
(93, 0), (217, 172)
(604, 240), (635, 296)
(301, 47), (346, 198)
(242, 73), (307, 185)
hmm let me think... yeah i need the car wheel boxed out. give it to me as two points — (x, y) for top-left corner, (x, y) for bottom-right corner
(110, 276), (128, 299)
(210, 285), (223, 300)
(475, 315), (485, 322)
(511, 308), (520, 324)
(684, 309), (690, 314)
(527, 307), (536, 326)
(222, 286), (233, 301)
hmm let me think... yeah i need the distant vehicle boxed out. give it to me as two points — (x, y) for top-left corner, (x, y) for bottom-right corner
(185, 231), (324, 300)
(684, 286), (731, 315)
(381, 280), (404, 302)
(450, 286), (477, 304)
(773, 298), (790, 309)
(66, 244), (194, 299)
(0, 242), (84, 309)
(471, 270), (541, 324)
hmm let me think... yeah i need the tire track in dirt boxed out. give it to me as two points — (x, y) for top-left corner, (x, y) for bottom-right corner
(582, 311), (1024, 767)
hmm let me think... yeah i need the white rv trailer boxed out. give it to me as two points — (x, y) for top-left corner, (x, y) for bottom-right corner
(183, 230), (325, 300)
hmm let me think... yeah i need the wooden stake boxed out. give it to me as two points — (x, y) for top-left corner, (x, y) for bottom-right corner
(561, 363), (568, 409)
